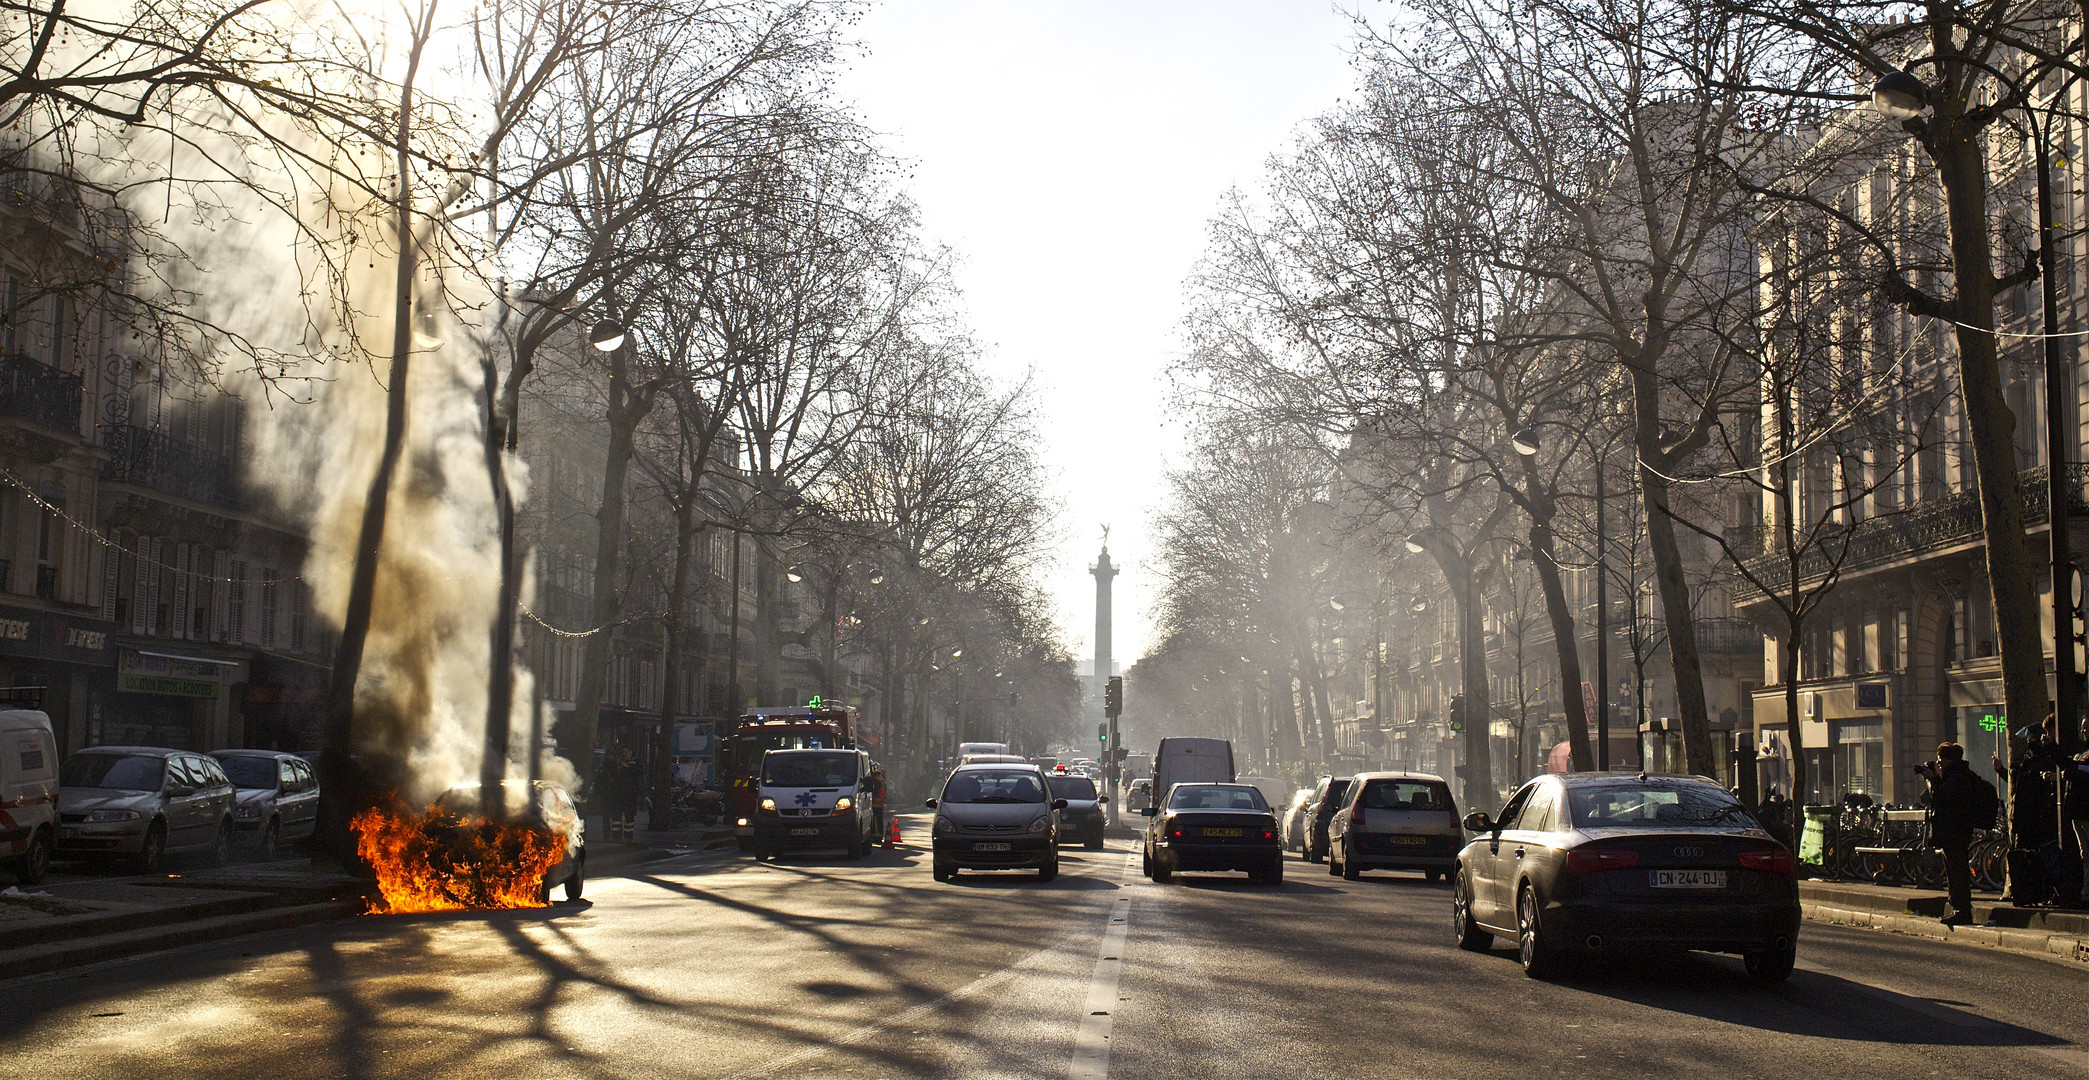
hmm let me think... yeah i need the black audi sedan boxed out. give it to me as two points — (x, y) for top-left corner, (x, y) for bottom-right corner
(1047, 772), (1108, 849)
(1142, 782), (1283, 885)
(1452, 773), (1799, 981)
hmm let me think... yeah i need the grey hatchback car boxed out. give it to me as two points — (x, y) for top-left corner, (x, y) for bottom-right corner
(212, 750), (320, 860)
(926, 763), (1067, 881)
(1326, 771), (1461, 881)
(57, 747), (236, 871)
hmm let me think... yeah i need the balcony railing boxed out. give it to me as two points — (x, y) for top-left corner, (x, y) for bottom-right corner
(0, 353), (81, 433)
(100, 424), (242, 509)
(1694, 617), (1761, 655)
(1726, 464), (2089, 582)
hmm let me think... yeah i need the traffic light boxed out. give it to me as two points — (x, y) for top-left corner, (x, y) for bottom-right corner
(1105, 675), (1123, 718)
(1448, 695), (1466, 732)
(1097, 722), (1108, 746)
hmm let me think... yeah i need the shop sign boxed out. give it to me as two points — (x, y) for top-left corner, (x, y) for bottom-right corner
(674, 720), (715, 755)
(118, 650), (238, 681)
(0, 605), (115, 666)
(116, 673), (219, 699)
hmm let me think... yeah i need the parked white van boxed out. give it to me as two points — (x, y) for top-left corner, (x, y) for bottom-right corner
(0, 710), (57, 884)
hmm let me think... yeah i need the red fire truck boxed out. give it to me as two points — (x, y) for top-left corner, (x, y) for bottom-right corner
(725, 704), (861, 849)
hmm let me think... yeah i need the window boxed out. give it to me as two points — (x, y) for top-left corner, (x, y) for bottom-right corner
(1166, 785), (1269, 811)
(1512, 786), (1556, 831)
(1359, 779), (1453, 812)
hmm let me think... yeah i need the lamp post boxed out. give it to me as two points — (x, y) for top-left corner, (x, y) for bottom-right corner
(1873, 63), (2078, 816)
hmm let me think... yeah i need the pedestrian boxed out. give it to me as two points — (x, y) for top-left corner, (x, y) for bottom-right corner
(2061, 721), (2089, 908)
(596, 745), (643, 842)
(1921, 742), (2000, 927)
(1757, 787), (1793, 850)
(1996, 716), (2065, 905)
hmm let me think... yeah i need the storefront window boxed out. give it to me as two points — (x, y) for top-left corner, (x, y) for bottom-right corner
(1951, 706), (2006, 789)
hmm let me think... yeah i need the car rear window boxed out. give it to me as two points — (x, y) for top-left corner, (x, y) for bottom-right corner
(62, 754), (164, 791)
(1360, 780), (1452, 811)
(1169, 785), (1270, 811)
(1566, 783), (1752, 828)
(1049, 777), (1098, 799)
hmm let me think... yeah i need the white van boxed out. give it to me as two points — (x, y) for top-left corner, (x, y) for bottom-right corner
(956, 741), (1009, 759)
(1149, 737), (1235, 810)
(751, 748), (878, 861)
(0, 710), (57, 884)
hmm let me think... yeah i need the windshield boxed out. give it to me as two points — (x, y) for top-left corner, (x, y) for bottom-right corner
(218, 757), (279, 789)
(1566, 783), (1753, 828)
(762, 752), (858, 787)
(62, 754), (165, 791)
(1360, 780), (1452, 811)
(733, 731), (839, 771)
(1169, 785), (1270, 811)
(1048, 776), (1098, 800)
(941, 769), (1046, 804)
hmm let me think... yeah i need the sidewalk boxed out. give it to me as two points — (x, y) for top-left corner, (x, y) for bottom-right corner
(0, 825), (741, 982)
(1800, 879), (2089, 965)
(0, 866), (368, 980)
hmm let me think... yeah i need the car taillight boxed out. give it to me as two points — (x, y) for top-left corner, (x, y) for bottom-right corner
(1351, 804), (1367, 826)
(1738, 848), (1795, 875)
(1262, 829), (1276, 840)
(1168, 828), (1183, 839)
(1565, 848), (1640, 873)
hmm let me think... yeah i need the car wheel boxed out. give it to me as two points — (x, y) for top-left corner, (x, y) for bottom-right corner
(1309, 838), (1324, 864)
(1341, 842), (1361, 881)
(1518, 885), (1565, 979)
(1327, 846), (1342, 876)
(735, 836), (755, 852)
(564, 858), (586, 901)
(260, 820), (281, 862)
(16, 826), (50, 886)
(1265, 856), (1284, 886)
(1084, 837), (1103, 851)
(1038, 856), (1059, 882)
(1152, 855), (1173, 883)
(933, 860), (954, 883)
(1425, 869), (1442, 883)
(131, 823), (164, 874)
(1453, 873), (1492, 950)
(1743, 942), (1796, 983)
(846, 833), (867, 861)
(1142, 848), (1153, 877)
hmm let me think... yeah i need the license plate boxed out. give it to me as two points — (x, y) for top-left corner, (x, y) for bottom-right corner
(58, 827), (77, 838)
(790, 828), (819, 836)
(973, 841), (1011, 851)
(1390, 835), (1428, 845)
(1201, 827), (1243, 838)
(1651, 869), (1728, 889)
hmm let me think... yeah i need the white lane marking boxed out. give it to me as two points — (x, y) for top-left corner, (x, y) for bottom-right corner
(1068, 853), (1140, 1080)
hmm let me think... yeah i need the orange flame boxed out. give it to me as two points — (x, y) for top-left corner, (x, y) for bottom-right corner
(350, 802), (567, 913)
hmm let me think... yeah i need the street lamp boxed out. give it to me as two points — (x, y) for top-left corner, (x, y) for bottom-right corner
(588, 318), (628, 352)
(786, 565), (803, 583)
(1869, 70), (1928, 119)
(1329, 595), (1347, 611)
(1404, 534), (1427, 554)
(1510, 427), (1541, 457)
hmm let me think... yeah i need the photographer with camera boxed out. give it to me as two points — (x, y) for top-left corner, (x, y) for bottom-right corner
(1920, 742), (2000, 927)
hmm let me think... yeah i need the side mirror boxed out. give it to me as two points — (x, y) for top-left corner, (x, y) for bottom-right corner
(1462, 811), (1493, 833)
(1097, 796), (1110, 805)
(924, 798), (938, 809)
(1140, 807), (1156, 817)
(1052, 798), (1069, 810)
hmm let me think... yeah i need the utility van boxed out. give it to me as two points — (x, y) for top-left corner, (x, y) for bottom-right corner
(0, 710), (56, 884)
(752, 748), (878, 861)
(1148, 737), (1235, 810)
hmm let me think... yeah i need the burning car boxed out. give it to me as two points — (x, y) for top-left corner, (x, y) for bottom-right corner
(353, 779), (585, 912)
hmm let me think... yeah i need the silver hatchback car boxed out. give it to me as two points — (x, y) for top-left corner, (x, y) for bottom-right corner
(926, 763), (1067, 882)
(57, 747), (236, 871)
(1327, 771), (1461, 881)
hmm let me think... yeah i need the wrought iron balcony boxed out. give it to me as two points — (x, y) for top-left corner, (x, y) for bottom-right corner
(1727, 464), (2089, 582)
(1694, 617), (1762, 655)
(100, 424), (242, 509)
(0, 353), (82, 433)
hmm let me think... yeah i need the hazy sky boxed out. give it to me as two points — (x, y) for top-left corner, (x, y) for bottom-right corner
(837, 0), (1374, 668)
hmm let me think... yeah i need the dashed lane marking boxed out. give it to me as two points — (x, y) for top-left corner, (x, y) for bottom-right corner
(1068, 853), (1140, 1080)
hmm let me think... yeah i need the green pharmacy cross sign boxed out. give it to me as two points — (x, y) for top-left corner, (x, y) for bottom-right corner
(1981, 712), (2005, 734)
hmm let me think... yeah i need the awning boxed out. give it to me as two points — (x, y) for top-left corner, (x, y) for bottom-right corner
(135, 649), (241, 667)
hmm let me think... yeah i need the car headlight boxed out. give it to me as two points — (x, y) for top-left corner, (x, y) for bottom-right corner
(759, 797), (777, 814)
(832, 797), (853, 814)
(933, 816), (953, 836)
(233, 804), (262, 820)
(1027, 815), (1049, 834)
(84, 809), (140, 823)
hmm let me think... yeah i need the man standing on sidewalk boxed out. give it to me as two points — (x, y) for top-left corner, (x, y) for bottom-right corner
(1923, 742), (1996, 927)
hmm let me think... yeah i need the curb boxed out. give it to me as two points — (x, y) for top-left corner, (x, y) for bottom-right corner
(0, 900), (363, 981)
(1802, 900), (2089, 965)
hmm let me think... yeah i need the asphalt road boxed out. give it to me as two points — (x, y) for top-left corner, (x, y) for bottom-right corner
(4, 821), (2089, 1079)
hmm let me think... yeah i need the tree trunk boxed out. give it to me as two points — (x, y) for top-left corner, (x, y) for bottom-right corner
(754, 530), (780, 705)
(1273, 667), (1304, 766)
(319, 38), (430, 856)
(1933, 127), (2049, 847)
(1453, 570), (1493, 810)
(568, 344), (657, 771)
(1294, 636), (1335, 763)
(1634, 419), (1716, 777)
(479, 348), (518, 818)
(655, 503), (698, 823)
(1529, 517), (1594, 772)
(1782, 632), (1807, 854)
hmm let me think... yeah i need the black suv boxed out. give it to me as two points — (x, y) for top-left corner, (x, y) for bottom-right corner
(1302, 775), (1352, 863)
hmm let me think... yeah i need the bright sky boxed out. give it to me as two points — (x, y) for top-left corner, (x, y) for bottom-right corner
(838, 0), (1373, 668)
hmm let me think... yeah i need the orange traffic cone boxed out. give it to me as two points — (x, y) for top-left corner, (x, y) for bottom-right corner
(884, 815), (901, 849)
